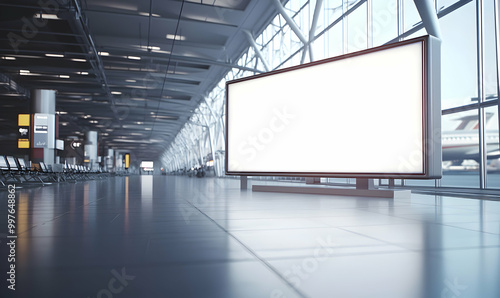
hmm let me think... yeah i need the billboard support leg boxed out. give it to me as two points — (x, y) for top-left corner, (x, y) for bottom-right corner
(240, 176), (248, 190)
(356, 178), (374, 190)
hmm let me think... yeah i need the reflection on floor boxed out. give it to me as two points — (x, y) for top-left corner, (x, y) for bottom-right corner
(1, 176), (499, 298)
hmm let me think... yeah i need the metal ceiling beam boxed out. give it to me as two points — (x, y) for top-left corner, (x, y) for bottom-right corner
(243, 30), (270, 71)
(272, 0), (308, 45)
(413, 0), (442, 39)
(69, 0), (112, 98)
(0, 73), (30, 98)
(307, 0), (324, 62)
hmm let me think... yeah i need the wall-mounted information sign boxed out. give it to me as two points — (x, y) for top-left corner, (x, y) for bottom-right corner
(18, 114), (30, 149)
(33, 113), (55, 148)
(125, 153), (130, 169)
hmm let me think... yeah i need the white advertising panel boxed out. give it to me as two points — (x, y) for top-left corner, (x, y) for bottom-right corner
(33, 113), (55, 149)
(226, 36), (441, 178)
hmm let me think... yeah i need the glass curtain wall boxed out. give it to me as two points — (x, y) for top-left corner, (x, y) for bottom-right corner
(161, 0), (500, 190)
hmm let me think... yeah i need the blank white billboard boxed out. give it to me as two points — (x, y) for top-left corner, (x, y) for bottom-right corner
(225, 36), (441, 178)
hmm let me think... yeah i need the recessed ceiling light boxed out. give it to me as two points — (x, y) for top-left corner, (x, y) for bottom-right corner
(136, 121), (143, 125)
(90, 120), (98, 124)
(145, 128), (152, 131)
(139, 12), (160, 17)
(33, 13), (60, 20)
(146, 46), (161, 51)
(20, 70), (30, 74)
(77, 72), (88, 75)
(59, 75), (70, 79)
(71, 58), (87, 62)
(1, 56), (16, 60)
(127, 56), (141, 60)
(166, 34), (186, 41)
(111, 91), (122, 95)
(125, 79), (136, 83)
(98, 51), (109, 56)
(45, 53), (64, 58)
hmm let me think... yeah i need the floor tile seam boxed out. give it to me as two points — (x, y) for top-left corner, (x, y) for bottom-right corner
(184, 199), (309, 298)
(438, 222), (500, 236)
(16, 210), (73, 236)
(221, 221), (427, 231)
(210, 214), (402, 221)
(380, 212), (500, 224)
(335, 226), (422, 251)
(16, 258), (263, 271)
(260, 249), (418, 262)
(16, 194), (106, 234)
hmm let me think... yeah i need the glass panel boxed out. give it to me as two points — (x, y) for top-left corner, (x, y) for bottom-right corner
(372, 0), (398, 46)
(439, 0), (478, 109)
(347, 2), (367, 52)
(441, 110), (480, 188)
(316, 0), (343, 35)
(484, 0), (498, 100)
(439, 0), (461, 10)
(404, 0), (421, 34)
(485, 106), (500, 188)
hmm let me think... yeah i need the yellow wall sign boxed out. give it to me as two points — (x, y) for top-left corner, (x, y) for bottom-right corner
(18, 139), (30, 148)
(18, 114), (30, 126)
(125, 153), (130, 169)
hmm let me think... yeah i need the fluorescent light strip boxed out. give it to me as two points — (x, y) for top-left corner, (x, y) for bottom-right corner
(127, 56), (141, 60)
(98, 52), (109, 56)
(139, 12), (161, 17)
(166, 34), (186, 41)
(71, 58), (87, 62)
(1, 56), (16, 60)
(45, 53), (64, 58)
(33, 13), (60, 20)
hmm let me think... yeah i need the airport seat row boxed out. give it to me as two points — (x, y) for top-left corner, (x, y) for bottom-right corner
(0, 155), (108, 187)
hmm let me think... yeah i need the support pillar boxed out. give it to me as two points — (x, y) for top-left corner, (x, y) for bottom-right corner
(84, 131), (98, 170)
(413, 0), (442, 39)
(105, 148), (114, 172)
(31, 89), (56, 165)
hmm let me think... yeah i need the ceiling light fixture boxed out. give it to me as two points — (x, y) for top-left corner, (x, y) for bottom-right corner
(59, 75), (70, 79)
(166, 34), (186, 41)
(1, 56), (16, 60)
(98, 51), (109, 56)
(127, 56), (141, 60)
(138, 12), (160, 17)
(146, 46), (161, 51)
(125, 79), (136, 83)
(111, 91), (122, 95)
(33, 13), (60, 20)
(45, 53), (64, 58)
(71, 58), (87, 62)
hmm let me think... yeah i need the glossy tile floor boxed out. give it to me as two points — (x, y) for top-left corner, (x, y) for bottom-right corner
(1, 175), (500, 298)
